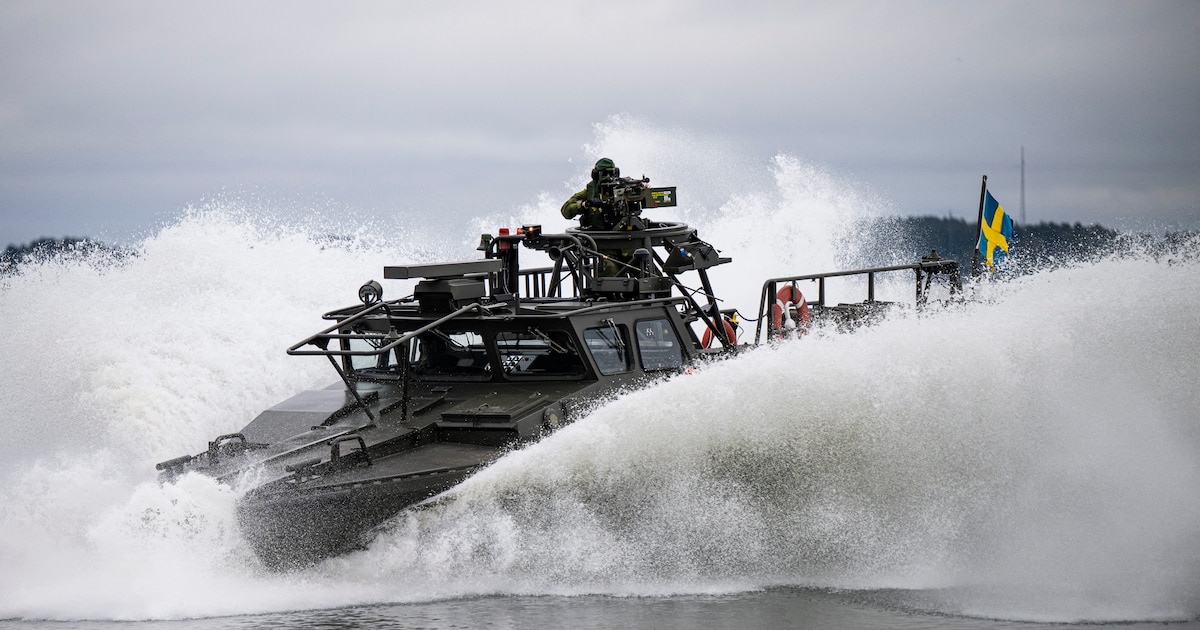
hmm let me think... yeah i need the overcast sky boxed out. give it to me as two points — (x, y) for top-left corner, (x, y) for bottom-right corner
(2, 0), (1198, 246)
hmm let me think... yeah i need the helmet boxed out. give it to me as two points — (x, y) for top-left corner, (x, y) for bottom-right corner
(591, 157), (619, 180)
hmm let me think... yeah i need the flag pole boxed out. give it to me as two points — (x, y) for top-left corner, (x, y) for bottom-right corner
(971, 174), (987, 277)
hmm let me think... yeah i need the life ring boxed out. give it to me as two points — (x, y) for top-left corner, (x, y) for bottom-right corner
(701, 318), (737, 348)
(771, 284), (810, 337)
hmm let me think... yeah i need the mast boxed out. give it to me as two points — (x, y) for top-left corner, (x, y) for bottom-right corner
(971, 175), (987, 277)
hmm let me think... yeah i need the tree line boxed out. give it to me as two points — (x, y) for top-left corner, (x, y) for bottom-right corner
(853, 216), (1197, 272)
(4, 220), (1197, 276)
(1, 237), (127, 275)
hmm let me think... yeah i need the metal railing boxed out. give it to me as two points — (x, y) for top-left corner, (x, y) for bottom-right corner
(287, 302), (495, 357)
(753, 258), (961, 344)
(519, 266), (579, 299)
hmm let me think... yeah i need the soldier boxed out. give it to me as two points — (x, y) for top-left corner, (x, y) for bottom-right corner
(561, 158), (620, 230)
(561, 158), (632, 277)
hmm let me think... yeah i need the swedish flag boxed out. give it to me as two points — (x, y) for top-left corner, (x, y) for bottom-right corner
(978, 190), (1014, 270)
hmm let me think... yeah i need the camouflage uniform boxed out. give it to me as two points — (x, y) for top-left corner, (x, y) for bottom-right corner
(561, 158), (619, 230)
(561, 158), (626, 276)
(560, 182), (608, 230)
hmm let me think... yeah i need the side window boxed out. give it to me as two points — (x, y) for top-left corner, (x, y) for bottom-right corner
(409, 331), (492, 380)
(635, 318), (683, 370)
(496, 329), (586, 378)
(584, 324), (630, 375)
(345, 336), (394, 372)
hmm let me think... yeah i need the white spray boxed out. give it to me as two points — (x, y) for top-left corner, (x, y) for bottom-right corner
(0, 123), (1196, 622)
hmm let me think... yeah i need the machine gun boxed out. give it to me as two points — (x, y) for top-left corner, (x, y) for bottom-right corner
(593, 176), (677, 230)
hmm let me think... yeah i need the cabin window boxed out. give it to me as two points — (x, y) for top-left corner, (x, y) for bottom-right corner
(635, 317), (683, 370)
(408, 331), (492, 380)
(345, 336), (400, 374)
(584, 324), (630, 375)
(496, 329), (586, 378)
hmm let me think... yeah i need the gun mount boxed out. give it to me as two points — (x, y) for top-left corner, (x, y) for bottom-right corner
(593, 175), (678, 231)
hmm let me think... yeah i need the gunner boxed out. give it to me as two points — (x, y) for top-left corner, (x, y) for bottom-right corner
(560, 157), (620, 230)
(560, 157), (635, 277)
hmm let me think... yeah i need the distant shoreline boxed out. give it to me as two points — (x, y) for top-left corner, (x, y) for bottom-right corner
(5, 218), (1196, 276)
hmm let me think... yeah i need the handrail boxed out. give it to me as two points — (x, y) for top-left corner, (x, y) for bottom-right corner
(520, 266), (579, 299)
(287, 302), (495, 357)
(753, 258), (961, 344)
(287, 300), (389, 351)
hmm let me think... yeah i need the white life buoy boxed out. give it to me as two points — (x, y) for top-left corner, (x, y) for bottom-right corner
(770, 284), (810, 338)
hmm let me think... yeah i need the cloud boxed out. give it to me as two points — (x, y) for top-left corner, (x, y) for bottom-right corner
(2, 0), (1198, 244)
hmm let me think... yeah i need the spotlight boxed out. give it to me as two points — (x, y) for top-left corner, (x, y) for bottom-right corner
(358, 280), (383, 305)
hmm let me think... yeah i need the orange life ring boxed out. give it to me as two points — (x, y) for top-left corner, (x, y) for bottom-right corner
(701, 318), (737, 348)
(771, 285), (810, 337)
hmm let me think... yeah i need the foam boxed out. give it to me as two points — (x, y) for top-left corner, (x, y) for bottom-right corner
(1, 126), (1196, 622)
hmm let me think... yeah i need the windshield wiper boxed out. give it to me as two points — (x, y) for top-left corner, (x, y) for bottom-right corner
(602, 318), (625, 352)
(528, 327), (570, 354)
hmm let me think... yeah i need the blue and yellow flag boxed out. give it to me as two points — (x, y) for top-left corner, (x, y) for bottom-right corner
(978, 190), (1014, 271)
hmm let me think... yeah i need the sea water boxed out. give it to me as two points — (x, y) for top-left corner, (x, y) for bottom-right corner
(1, 124), (1198, 627)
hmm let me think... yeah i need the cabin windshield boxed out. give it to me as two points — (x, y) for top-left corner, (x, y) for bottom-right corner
(345, 326), (588, 381)
(346, 330), (493, 381)
(584, 324), (630, 375)
(496, 328), (586, 379)
(408, 331), (492, 380)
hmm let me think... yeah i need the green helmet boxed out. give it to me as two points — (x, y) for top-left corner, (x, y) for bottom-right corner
(591, 158), (619, 180)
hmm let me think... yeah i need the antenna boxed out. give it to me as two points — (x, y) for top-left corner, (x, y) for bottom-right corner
(1020, 146), (1026, 224)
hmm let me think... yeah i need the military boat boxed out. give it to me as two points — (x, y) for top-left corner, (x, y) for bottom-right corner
(156, 176), (961, 569)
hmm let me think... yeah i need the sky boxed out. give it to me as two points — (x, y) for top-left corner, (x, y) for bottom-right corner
(2, 0), (1198, 247)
